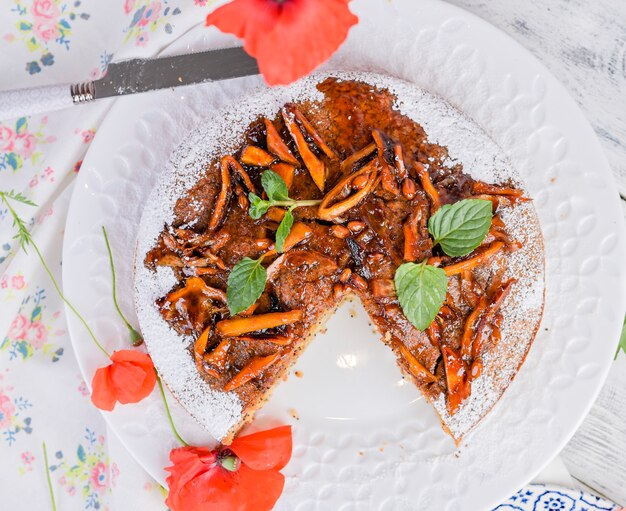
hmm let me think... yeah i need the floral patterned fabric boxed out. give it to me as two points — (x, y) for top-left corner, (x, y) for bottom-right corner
(0, 1), (213, 509)
(0, 1), (620, 510)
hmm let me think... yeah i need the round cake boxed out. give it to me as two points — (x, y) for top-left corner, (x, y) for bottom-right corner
(134, 72), (545, 444)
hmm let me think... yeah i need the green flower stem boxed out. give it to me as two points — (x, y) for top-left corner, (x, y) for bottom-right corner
(271, 199), (321, 208)
(31, 238), (111, 359)
(102, 226), (143, 346)
(1, 191), (110, 359)
(157, 375), (188, 447)
(42, 442), (57, 511)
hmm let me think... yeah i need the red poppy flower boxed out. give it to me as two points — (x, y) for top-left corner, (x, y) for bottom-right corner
(206, 0), (358, 86)
(91, 350), (157, 411)
(165, 425), (293, 511)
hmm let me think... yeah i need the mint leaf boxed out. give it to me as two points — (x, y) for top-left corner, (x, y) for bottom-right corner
(616, 315), (626, 359)
(248, 193), (271, 220)
(261, 170), (289, 202)
(227, 257), (267, 315)
(395, 262), (448, 331)
(428, 199), (492, 257)
(275, 207), (294, 253)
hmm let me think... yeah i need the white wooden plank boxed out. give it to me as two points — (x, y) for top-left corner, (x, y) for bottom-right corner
(561, 356), (626, 506)
(445, 0), (626, 197)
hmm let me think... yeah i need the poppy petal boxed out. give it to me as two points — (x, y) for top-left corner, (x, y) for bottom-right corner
(166, 446), (218, 510)
(206, 0), (281, 56)
(91, 365), (116, 411)
(257, 0), (358, 85)
(236, 464), (285, 511)
(206, 0), (358, 86)
(111, 349), (154, 369)
(168, 461), (253, 511)
(106, 350), (157, 404)
(230, 425), (292, 471)
(110, 361), (156, 404)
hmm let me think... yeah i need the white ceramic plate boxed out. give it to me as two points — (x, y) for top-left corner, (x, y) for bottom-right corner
(62, 1), (626, 510)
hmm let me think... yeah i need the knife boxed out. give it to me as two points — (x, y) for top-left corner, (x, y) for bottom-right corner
(0, 46), (259, 120)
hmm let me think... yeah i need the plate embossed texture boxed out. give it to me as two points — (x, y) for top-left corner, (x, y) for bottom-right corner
(62, 1), (626, 510)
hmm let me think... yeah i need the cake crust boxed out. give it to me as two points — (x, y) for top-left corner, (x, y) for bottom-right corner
(135, 73), (545, 443)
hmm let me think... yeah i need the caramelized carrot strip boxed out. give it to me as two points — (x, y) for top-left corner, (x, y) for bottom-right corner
(156, 254), (184, 267)
(414, 162), (440, 210)
(472, 279), (516, 359)
(426, 321), (441, 347)
(472, 182), (528, 199)
(208, 156), (233, 231)
(263, 222), (313, 258)
(490, 313), (503, 345)
(403, 209), (421, 261)
(471, 194), (500, 210)
(197, 250), (226, 270)
(264, 118), (299, 165)
(460, 270), (481, 307)
(234, 335), (293, 346)
(372, 130), (400, 195)
(398, 343), (436, 383)
(165, 277), (205, 302)
(234, 182), (249, 210)
(266, 207), (286, 222)
(318, 161), (380, 221)
(194, 326), (210, 360)
(216, 310), (303, 337)
(204, 339), (231, 369)
(283, 222), (313, 250)
(227, 155), (257, 195)
(470, 360), (482, 380)
(491, 215), (506, 229)
(460, 295), (488, 360)
(165, 277), (227, 304)
(393, 143), (408, 181)
(240, 145), (275, 167)
(438, 304), (455, 320)
(240, 302), (259, 317)
(224, 353), (280, 391)
(271, 162), (296, 189)
(287, 104), (337, 159)
(282, 107), (326, 191)
(195, 267), (221, 276)
(340, 142), (376, 172)
(442, 241), (505, 276)
(441, 346), (471, 414)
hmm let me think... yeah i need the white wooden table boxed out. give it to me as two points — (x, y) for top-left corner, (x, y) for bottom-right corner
(445, 0), (626, 505)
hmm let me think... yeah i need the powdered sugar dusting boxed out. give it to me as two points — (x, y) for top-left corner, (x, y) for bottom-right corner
(135, 71), (544, 441)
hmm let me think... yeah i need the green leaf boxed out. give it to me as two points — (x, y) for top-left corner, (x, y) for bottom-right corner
(395, 262), (448, 331)
(4, 190), (37, 207)
(261, 170), (289, 202)
(428, 199), (493, 257)
(248, 193), (270, 220)
(227, 257), (267, 316)
(616, 316), (626, 359)
(275, 208), (294, 253)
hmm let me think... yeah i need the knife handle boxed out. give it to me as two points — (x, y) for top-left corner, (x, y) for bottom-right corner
(0, 82), (95, 120)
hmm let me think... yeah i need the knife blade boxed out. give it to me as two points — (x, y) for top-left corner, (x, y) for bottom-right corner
(94, 46), (259, 99)
(0, 47), (259, 120)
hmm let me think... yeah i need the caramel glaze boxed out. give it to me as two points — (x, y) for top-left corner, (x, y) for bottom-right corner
(145, 78), (519, 415)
